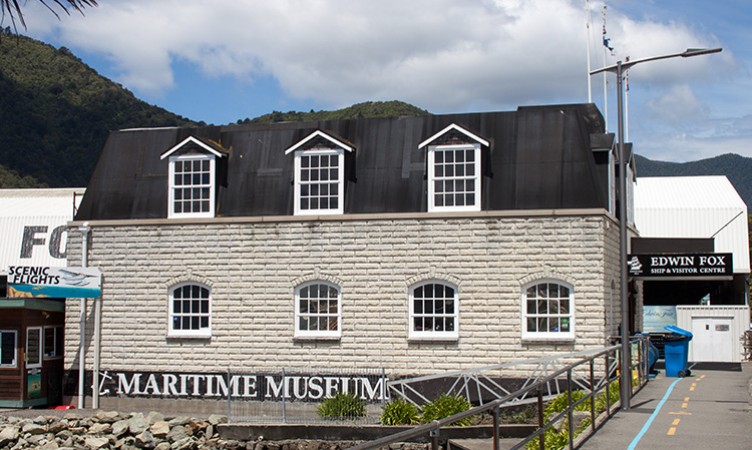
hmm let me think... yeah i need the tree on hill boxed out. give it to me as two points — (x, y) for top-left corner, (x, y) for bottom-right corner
(239, 101), (429, 124)
(0, 33), (196, 188)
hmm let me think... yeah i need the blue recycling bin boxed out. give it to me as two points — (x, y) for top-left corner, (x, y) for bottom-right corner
(663, 325), (693, 377)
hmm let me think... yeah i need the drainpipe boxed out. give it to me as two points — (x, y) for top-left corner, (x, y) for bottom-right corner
(77, 223), (90, 409)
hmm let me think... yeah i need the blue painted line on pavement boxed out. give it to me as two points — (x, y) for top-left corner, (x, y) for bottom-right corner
(627, 378), (683, 450)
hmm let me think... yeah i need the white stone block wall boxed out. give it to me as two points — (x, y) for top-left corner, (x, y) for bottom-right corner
(65, 211), (621, 377)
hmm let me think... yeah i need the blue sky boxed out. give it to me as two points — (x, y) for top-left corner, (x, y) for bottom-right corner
(14, 0), (752, 162)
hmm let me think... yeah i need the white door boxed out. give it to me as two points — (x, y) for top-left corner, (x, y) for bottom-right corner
(690, 317), (734, 362)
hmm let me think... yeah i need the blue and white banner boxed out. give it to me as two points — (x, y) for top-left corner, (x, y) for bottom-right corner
(7, 266), (101, 299)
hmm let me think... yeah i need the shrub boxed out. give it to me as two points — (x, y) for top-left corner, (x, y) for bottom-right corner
(527, 381), (622, 450)
(380, 397), (420, 425)
(317, 392), (366, 420)
(420, 394), (473, 426)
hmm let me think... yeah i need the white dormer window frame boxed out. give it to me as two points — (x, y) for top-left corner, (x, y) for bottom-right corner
(161, 136), (225, 219)
(285, 130), (353, 216)
(419, 124), (489, 213)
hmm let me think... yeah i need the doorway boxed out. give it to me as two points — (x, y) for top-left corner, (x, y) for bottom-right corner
(691, 316), (734, 362)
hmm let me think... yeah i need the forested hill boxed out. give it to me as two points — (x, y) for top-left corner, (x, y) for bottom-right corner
(0, 30), (196, 188)
(636, 153), (752, 211)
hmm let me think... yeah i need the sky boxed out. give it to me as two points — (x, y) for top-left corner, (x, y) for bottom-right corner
(12, 0), (752, 162)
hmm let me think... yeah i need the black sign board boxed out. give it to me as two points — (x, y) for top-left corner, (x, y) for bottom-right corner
(627, 253), (733, 278)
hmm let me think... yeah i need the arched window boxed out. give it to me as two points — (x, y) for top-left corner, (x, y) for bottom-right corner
(295, 281), (342, 339)
(168, 283), (211, 338)
(409, 281), (459, 340)
(522, 280), (575, 340)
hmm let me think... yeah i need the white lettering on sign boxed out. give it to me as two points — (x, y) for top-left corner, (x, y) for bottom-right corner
(112, 371), (384, 401)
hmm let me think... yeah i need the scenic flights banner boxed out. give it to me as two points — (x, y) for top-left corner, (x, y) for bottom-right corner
(7, 266), (101, 299)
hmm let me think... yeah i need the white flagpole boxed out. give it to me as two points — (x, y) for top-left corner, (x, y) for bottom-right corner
(586, 0), (592, 103)
(625, 62), (630, 142)
(602, 5), (609, 131)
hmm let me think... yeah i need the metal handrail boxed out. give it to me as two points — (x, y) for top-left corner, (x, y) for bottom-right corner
(348, 337), (649, 450)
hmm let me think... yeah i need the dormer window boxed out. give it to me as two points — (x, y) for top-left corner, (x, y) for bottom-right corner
(419, 124), (489, 213)
(160, 136), (227, 219)
(285, 130), (354, 215)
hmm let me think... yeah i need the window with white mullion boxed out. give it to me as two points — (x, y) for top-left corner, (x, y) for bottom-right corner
(295, 282), (341, 338)
(168, 155), (215, 218)
(522, 280), (575, 340)
(169, 283), (211, 338)
(409, 281), (459, 340)
(294, 149), (344, 215)
(428, 144), (480, 212)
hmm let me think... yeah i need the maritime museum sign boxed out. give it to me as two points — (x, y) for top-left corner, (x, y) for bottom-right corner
(88, 370), (388, 402)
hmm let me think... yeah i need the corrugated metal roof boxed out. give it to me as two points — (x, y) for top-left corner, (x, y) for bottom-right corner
(75, 104), (614, 220)
(0, 188), (85, 273)
(634, 176), (749, 273)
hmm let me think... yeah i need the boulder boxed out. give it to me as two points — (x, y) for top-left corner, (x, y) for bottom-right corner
(22, 422), (47, 435)
(95, 410), (121, 423)
(88, 422), (112, 435)
(128, 413), (148, 434)
(150, 420), (170, 438)
(166, 424), (189, 442)
(146, 411), (165, 425)
(0, 425), (19, 447)
(83, 436), (110, 449)
(112, 418), (131, 437)
(207, 414), (227, 425)
(135, 429), (156, 448)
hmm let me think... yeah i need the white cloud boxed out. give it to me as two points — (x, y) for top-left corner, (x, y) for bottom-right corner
(17, 0), (751, 162)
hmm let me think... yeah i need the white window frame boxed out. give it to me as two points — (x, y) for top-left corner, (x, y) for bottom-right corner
(0, 330), (17, 368)
(168, 282), (212, 338)
(294, 281), (342, 339)
(427, 143), (481, 213)
(521, 280), (575, 341)
(293, 148), (345, 215)
(26, 326), (43, 369)
(408, 281), (459, 341)
(167, 154), (216, 219)
(43, 325), (63, 359)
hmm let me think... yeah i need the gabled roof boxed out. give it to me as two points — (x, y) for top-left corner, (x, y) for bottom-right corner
(284, 130), (355, 155)
(75, 103), (610, 220)
(160, 136), (228, 160)
(418, 123), (490, 149)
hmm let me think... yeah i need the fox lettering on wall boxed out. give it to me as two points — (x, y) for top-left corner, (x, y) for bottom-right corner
(20, 225), (67, 259)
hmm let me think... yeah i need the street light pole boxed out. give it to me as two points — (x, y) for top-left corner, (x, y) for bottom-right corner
(590, 47), (722, 411)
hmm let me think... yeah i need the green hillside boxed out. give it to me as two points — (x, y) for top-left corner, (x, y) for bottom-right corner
(0, 30), (196, 188)
(241, 100), (429, 124)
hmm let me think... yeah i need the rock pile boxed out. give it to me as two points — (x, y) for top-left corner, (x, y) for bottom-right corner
(0, 410), (428, 449)
(0, 410), (229, 449)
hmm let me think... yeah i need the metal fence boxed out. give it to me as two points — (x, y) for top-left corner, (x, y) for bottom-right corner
(349, 335), (650, 450)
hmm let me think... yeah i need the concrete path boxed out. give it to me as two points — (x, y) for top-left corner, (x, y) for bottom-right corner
(579, 362), (752, 449)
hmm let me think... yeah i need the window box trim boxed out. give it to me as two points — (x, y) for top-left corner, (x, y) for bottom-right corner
(26, 326), (43, 369)
(408, 280), (460, 340)
(521, 279), (575, 341)
(293, 148), (346, 216)
(294, 281), (342, 339)
(427, 143), (482, 213)
(168, 282), (212, 338)
(167, 154), (216, 219)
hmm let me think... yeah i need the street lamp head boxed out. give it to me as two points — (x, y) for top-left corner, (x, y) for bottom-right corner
(682, 48), (723, 57)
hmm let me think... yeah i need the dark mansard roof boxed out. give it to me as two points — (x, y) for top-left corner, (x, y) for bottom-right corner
(75, 103), (616, 221)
